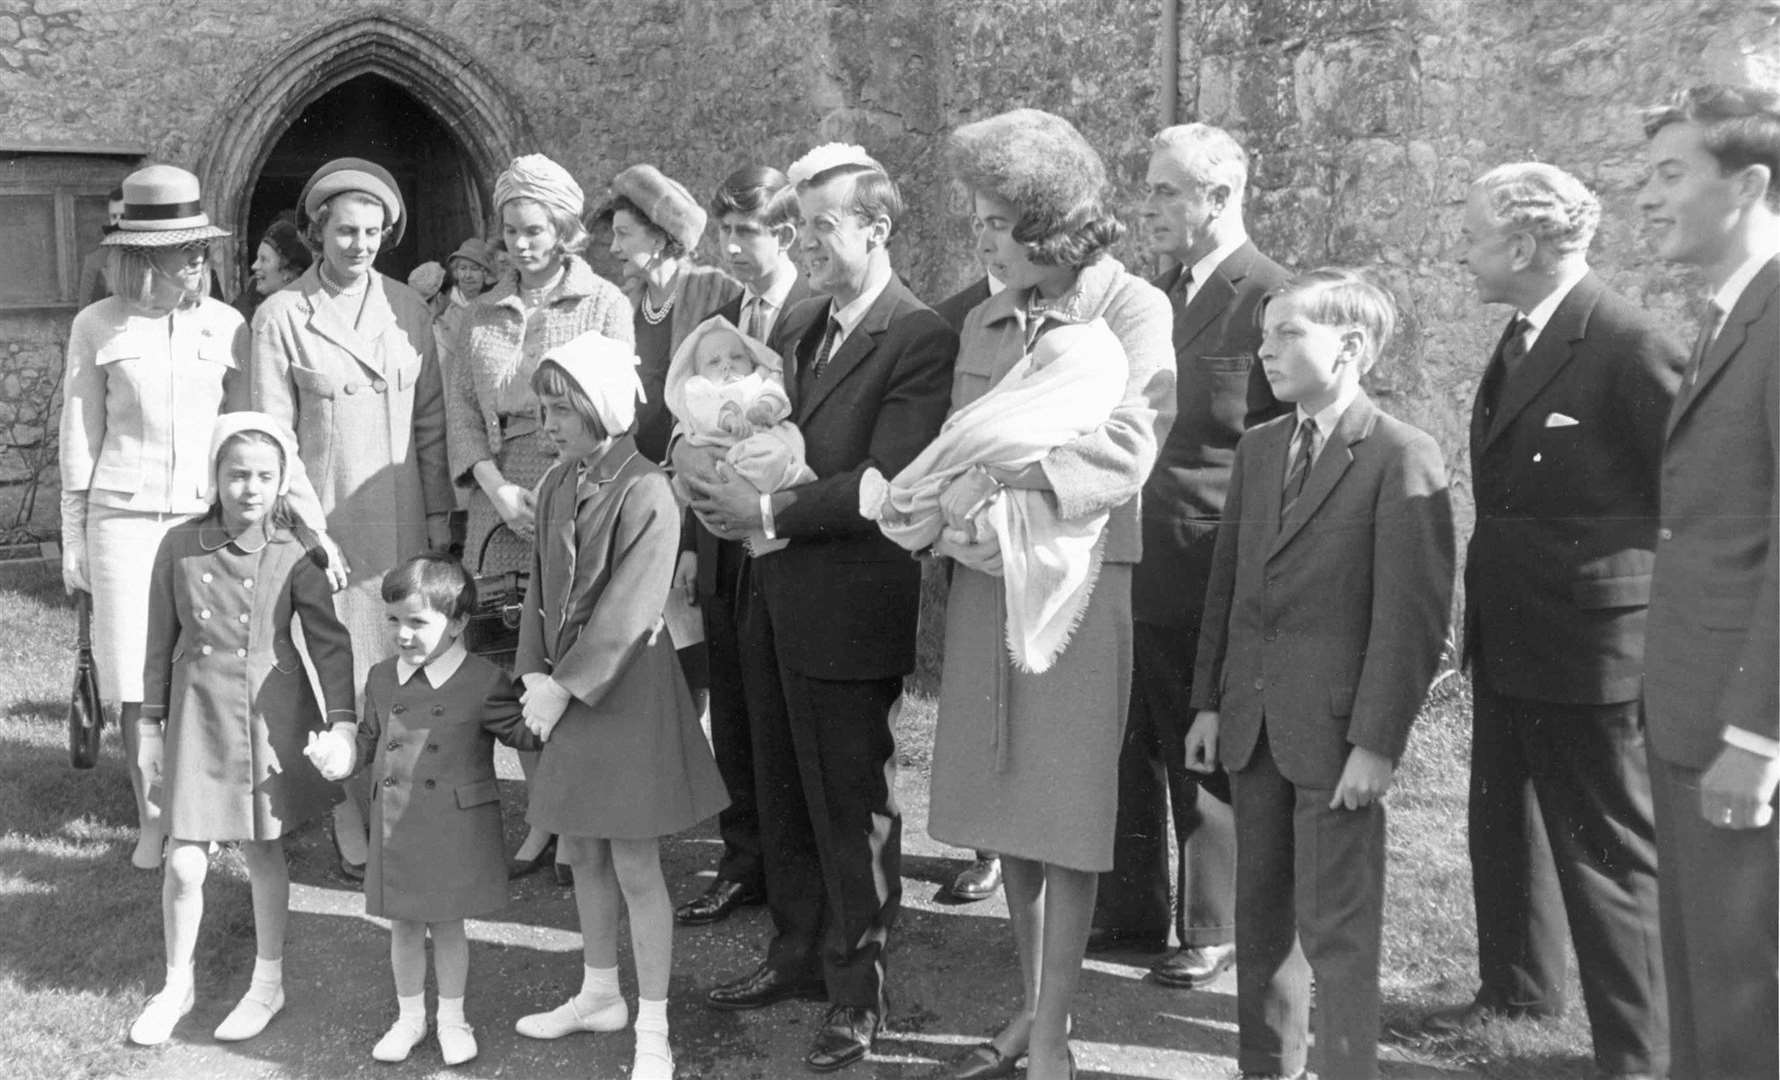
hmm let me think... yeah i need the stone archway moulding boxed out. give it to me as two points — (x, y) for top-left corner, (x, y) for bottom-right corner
(196, 8), (532, 278)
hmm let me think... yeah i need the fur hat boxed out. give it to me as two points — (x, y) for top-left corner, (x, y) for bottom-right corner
(947, 109), (1109, 237)
(103, 165), (231, 248)
(298, 157), (407, 246)
(604, 164), (707, 253)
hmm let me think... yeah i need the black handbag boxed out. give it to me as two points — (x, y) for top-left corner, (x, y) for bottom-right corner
(464, 525), (528, 670)
(68, 591), (104, 769)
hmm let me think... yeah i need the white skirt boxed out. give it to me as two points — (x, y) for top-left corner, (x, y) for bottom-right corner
(86, 502), (189, 703)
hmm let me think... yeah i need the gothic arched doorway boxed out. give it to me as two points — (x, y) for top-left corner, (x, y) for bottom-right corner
(246, 73), (481, 287)
(195, 11), (530, 298)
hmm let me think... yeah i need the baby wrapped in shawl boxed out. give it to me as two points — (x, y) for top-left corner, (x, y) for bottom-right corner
(859, 316), (1127, 672)
(666, 316), (815, 555)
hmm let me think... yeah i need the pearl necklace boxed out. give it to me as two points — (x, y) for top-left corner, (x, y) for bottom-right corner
(640, 273), (680, 325)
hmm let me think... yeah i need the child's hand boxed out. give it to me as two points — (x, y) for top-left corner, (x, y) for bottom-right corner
(1331, 745), (1395, 810)
(520, 676), (572, 741)
(1183, 710), (1220, 773)
(304, 727), (356, 781)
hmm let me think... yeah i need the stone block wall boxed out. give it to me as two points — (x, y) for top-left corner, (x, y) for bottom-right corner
(1, 0), (1775, 532)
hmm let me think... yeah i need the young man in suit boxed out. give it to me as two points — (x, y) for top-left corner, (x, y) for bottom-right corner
(1186, 269), (1454, 1080)
(681, 150), (957, 1072)
(1410, 163), (1682, 1079)
(673, 164), (813, 929)
(1636, 83), (1780, 1080)
(1096, 122), (1291, 989)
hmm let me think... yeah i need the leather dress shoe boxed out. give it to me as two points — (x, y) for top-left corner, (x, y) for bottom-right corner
(508, 835), (557, 879)
(1150, 942), (1236, 988)
(1412, 998), (1558, 1037)
(948, 856), (1002, 902)
(804, 1004), (879, 1072)
(1083, 927), (1166, 954)
(706, 962), (826, 1011)
(675, 879), (764, 925)
(947, 1041), (1020, 1080)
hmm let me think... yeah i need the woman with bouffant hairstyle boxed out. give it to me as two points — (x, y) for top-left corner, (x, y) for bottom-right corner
(924, 108), (1175, 1080)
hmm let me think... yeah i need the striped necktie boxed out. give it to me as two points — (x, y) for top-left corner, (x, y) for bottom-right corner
(1282, 417), (1318, 514)
(1683, 301), (1722, 387)
(811, 317), (841, 379)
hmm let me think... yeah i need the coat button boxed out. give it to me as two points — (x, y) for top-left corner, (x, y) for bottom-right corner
(236, 648), (248, 658)
(1253, 677), (1265, 690)
(431, 705), (444, 716)
(392, 704), (406, 714)
(387, 740), (400, 752)
(198, 609), (211, 619)
(200, 644), (213, 655)
(426, 743), (439, 752)
(201, 572), (214, 583)
(344, 382), (359, 395)
(1659, 527), (1673, 541)
(238, 614), (250, 624)
(424, 779), (436, 789)
(242, 578), (254, 589)
(383, 777), (396, 788)
(372, 378), (388, 393)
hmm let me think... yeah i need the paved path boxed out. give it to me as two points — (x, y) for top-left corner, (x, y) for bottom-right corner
(136, 750), (1478, 1080)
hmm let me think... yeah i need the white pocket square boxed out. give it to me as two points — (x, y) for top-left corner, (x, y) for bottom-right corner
(1544, 412), (1580, 428)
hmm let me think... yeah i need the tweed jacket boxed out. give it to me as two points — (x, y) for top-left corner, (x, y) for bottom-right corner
(1192, 393), (1455, 787)
(444, 255), (633, 484)
(60, 295), (249, 514)
(1644, 257), (1780, 766)
(250, 266), (453, 579)
(956, 256), (1177, 566)
(1464, 273), (1686, 704)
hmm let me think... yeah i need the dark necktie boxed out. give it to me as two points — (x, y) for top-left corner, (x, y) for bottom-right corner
(1500, 315), (1532, 380)
(744, 295), (767, 342)
(1282, 417), (1318, 514)
(1171, 268), (1195, 309)
(1684, 301), (1722, 387)
(811, 317), (841, 380)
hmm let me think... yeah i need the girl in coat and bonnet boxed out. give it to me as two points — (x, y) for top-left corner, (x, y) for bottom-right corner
(128, 412), (356, 1047)
(507, 331), (727, 1080)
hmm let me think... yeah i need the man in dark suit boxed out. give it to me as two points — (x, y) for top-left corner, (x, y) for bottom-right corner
(673, 164), (815, 928)
(1635, 84), (1780, 1080)
(682, 152), (956, 1072)
(1410, 163), (1682, 1079)
(1095, 122), (1289, 990)
(1187, 268), (1455, 1080)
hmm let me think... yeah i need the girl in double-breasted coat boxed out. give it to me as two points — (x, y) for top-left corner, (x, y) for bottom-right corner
(129, 412), (355, 1049)
(507, 332), (726, 1080)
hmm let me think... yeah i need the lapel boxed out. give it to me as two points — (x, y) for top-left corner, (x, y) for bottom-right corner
(1667, 258), (1779, 437)
(299, 266), (398, 377)
(1469, 318), (1518, 461)
(1483, 274), (1600, 449)
(1270, 393), (1377, 559)
(799, 278), (907, 421)
(766, 276), (815, 351)
(782, 297), (833, 417)
(1166, 242), (1257, 354)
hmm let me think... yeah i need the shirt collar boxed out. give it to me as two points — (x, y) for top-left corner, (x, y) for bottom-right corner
(1187, 233), (1249, 287)
(396, 637), (467, 687)
(744, 261), (799, 312)
(1295, 381), (1360, 441)
(198, 516), (275, 553)
(985, 272), (1007, 296)
(1518, 263), (1589, 340)
(1712, 242), (1780, 322)
(829, 264), (895, 341)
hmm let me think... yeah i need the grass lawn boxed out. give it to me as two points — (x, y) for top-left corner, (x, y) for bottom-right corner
(0, 560), (1596, 1078)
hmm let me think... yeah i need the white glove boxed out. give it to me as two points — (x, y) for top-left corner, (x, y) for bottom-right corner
(59, 490), (90, 595)
(303, 724), (357, 781)
(520, 676), (572, 742)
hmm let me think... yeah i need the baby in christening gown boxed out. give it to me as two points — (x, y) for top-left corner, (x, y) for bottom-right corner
(666, 317), (814, 555)
(859, 316), (1128, 673)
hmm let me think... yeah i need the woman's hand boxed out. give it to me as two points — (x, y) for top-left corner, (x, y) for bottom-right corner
(938, 467), (1001, 532)
(672, 552), (699, 608)
(520, 676), (572, 741)
(62, 542), (90, 595)
(315, 533), (350, 593)
(489, 483), (537, 540)
(1184, 710), (1220, 774)
(136, 720), (165, 788)
(934, 526), (1003, 577)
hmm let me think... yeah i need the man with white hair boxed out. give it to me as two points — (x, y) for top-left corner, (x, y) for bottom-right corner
(1410, 162), (1684, 1080)
(1095, 122), (1289, 991)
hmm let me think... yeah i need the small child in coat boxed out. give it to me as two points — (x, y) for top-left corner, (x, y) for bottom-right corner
(506, 330), (728, 1080)
(305, 552), (538, 1066)
(1186, 269), (1455, 1080)
(129, 412), (356, 1047)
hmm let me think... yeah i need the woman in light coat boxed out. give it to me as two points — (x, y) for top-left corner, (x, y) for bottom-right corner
(250, 157), (454, 878)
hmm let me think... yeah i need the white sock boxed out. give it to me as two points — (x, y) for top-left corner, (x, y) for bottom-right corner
(397, 993), (425, 1022)
(164, 963), (194, 994)
(247, 956), (282, 999)
(436, 995), (465, 1026)
(575, 964), (620, 1008)
(635, 996), (669, 1042)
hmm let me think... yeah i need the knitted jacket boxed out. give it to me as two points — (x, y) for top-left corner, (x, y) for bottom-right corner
(445, 255), (633, 485)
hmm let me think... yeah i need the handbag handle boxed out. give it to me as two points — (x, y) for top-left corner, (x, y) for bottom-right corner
(474, 522), (520, 576)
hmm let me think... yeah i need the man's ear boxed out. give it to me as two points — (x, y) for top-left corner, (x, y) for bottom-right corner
(865, 214), (892, 249)
(773, 222), (798, 254)
(1734, 162), (1774, 210)
(1207, 183), (1234, 216)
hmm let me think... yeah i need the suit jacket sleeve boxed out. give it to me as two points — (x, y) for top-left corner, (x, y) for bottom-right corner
(1190, 438), (1247, 710)
(774, 313), (958, 539)
(551, 474), (679, 707)
(292, 550), (357, 724)
(1719, 350), (1780, 743)
(1613, 320), (1687, 482)
(139, 530), (182, 718)
(1040, 282), (1176, 520)
(353, 675), (382, 775)
(1348, 431), (1455, 761)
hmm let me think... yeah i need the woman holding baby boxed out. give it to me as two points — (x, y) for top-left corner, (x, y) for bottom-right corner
(917, 109), (1177, 1080)
(443, 154), (632, 877)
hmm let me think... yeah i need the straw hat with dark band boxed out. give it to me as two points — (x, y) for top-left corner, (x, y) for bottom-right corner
(296, 157), (407, 246)
(101, 165), (231, 248)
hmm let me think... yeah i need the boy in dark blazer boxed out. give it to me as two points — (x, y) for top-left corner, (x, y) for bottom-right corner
(1186, 268), (1454, 1080)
